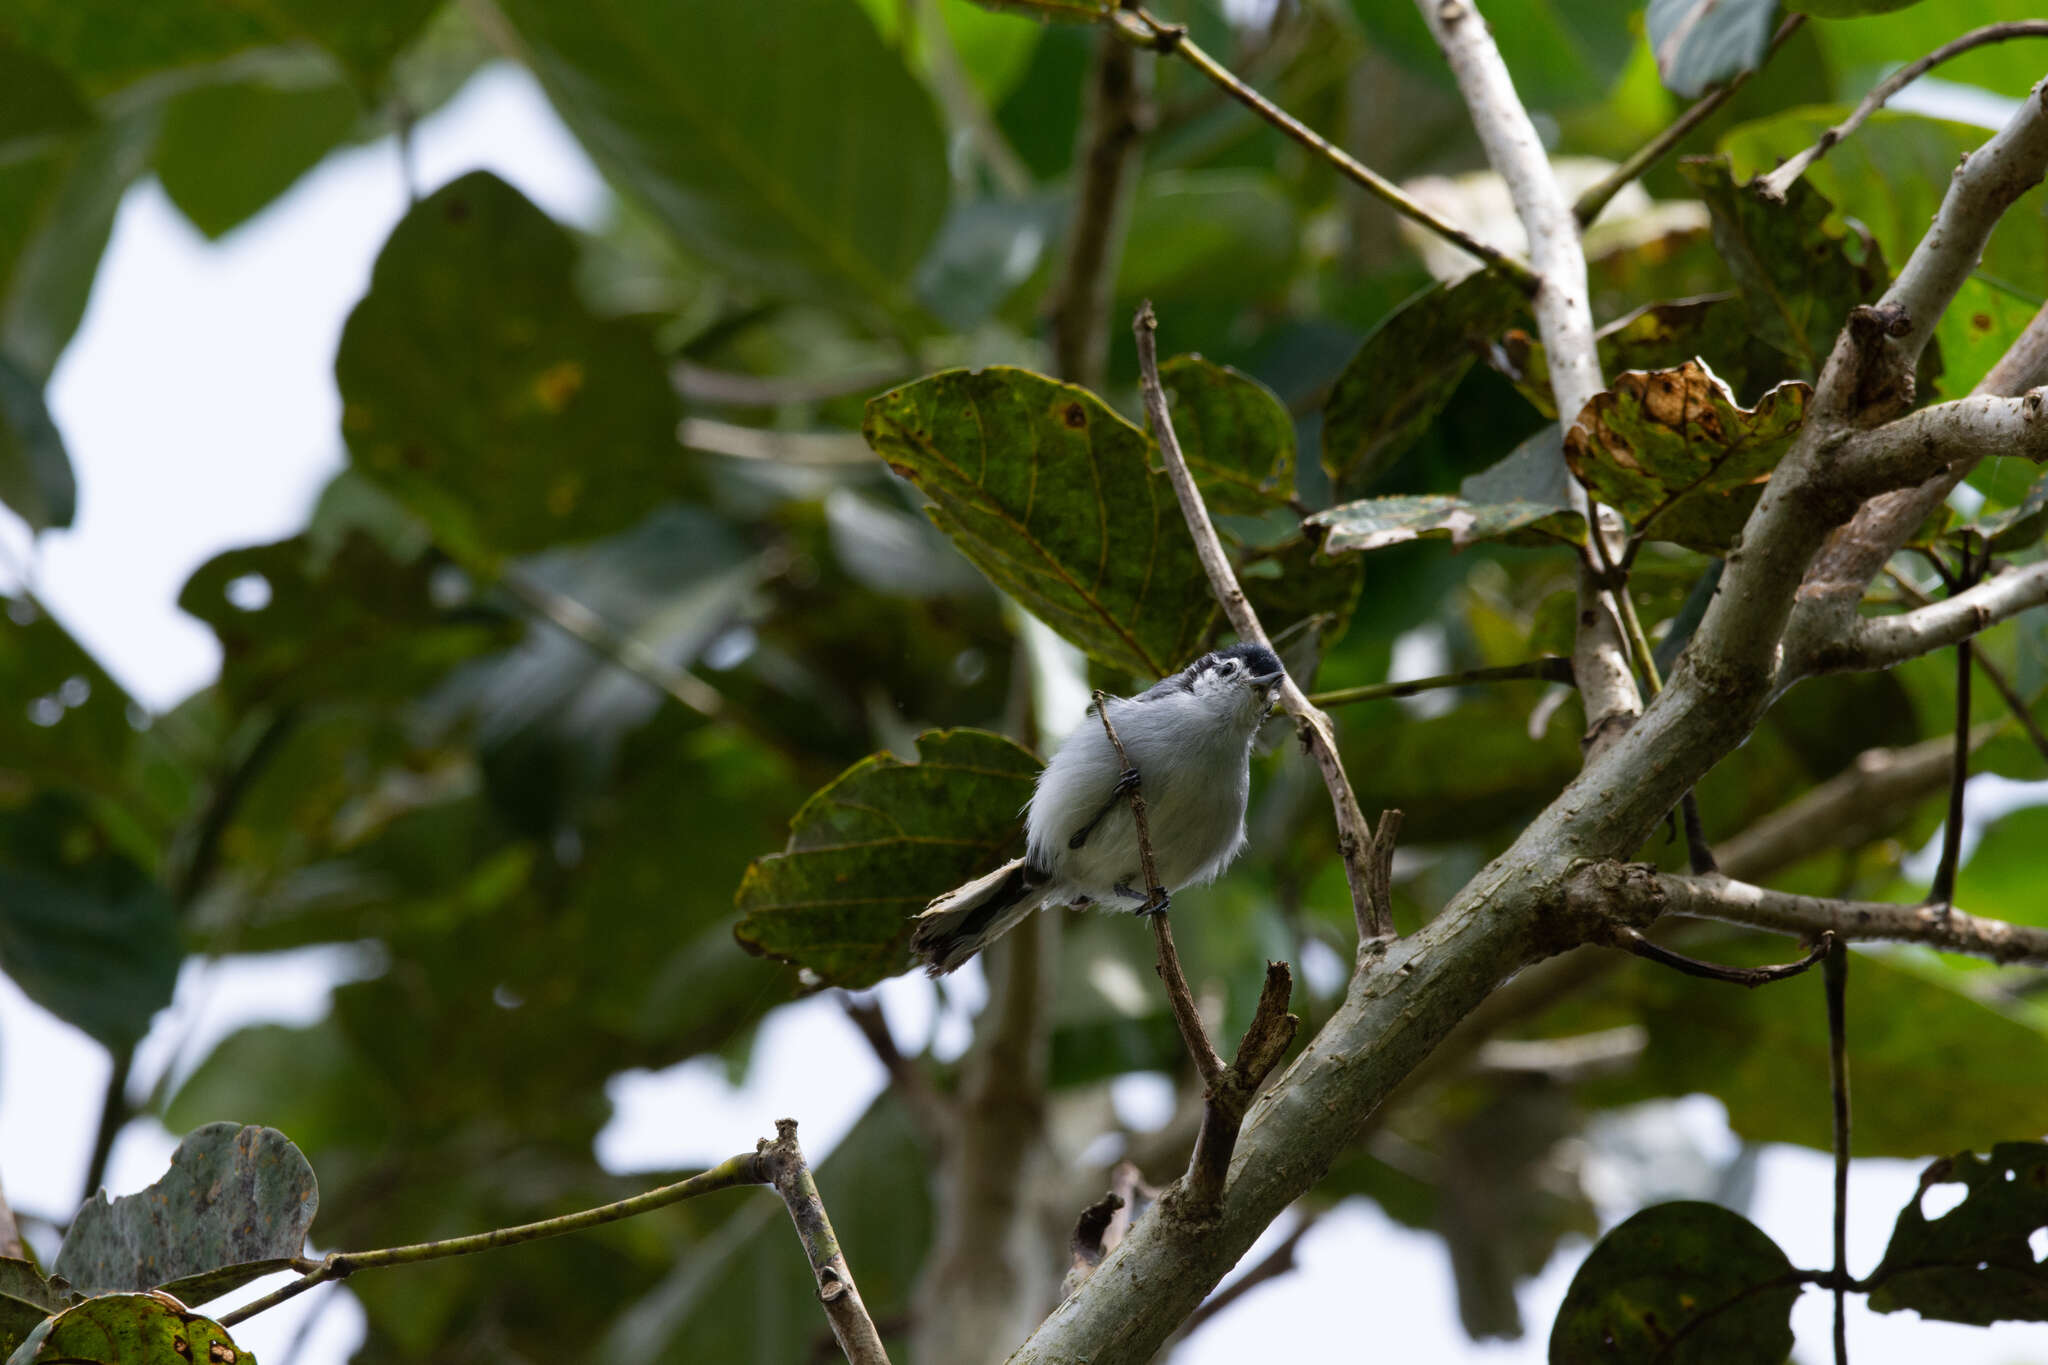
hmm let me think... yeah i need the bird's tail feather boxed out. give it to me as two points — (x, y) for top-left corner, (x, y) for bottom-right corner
(911, 858), (1044, 976)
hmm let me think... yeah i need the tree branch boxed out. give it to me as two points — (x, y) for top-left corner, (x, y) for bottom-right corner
(1758, 22), (2048, 202)
(1603, 924), (1833, 987)
(1826, 388), (2048, 503)
(1112, 8), (1537, 290)
(1171, 1210), (1318, 1342)
(1133, 302), (1392, 943)
(222, 1135), (891, 1361)
(1414, 0), (1639, 750)
(1308, 656), (1573, 708)
(1573, 13), (1806, 226)
(1646, 871), (2048, 966)
(1811, 557), (2048, 674)
(1049, 26), (1146, 392)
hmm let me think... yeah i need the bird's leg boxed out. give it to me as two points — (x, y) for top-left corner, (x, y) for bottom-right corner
(1114, 881), (1171, 916)
(1067, 767), (1143, 850)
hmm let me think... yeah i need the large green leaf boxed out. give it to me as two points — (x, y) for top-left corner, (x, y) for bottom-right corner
(0, 1261), (77, 1361)
(5, 1293), (253, 1365)
(1721, 109), (2048, 397)
(335, 171), (689, 566)
(3, 0), (436, 96)
(180, 531), (517, 713)
(154, 63), (363, 239)
(0, 791), (179, 1051)
(1679, 158), (1889, 382)
(1646, 0), (1780, 98)
(0, 38), (90, 155)
(0, 355), (72, 531)
(1155, 354), (1296, 515)
(1955, 804), (2048, 928)
(1565, 359), (1809, 553)
(863, 367), (1215, 678)
(496, 0), (948, 332)
(1322, 273), (1527, 499)
(1548, 1202), (1797, 1364)
(55, 1122), (317, 1302)
(1868, 1142), (2048, 1325)
(733, 728), (1038, 988)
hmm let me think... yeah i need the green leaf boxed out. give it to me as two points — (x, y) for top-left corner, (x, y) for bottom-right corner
(1116, 170), (1300, 309)
(1311, 492), (1586, 555)
(1564, 359), (1809, 553)
(1646, 0), (1779, 99)
(1155, 354), (1296, 514)
(55, 1122), (317, 1302)
(1955, 804), (2048, 928)
(154, 64), (363, 239)
(1499, 293), (1804, 416)
(496, 0), (948, 333)
(0, 1260), (78, 1362)
(0, 38), (91, 155)
(1348, 0), (1637, 109)
(1679, 157), (1889, 382)
(0, 355), (73, 530)
(4, 0), (436, 97)
(1954, 467), (2048, 552)
(1721, 109), (2047, 396)
(1548, 1202), (1796, 1364)
(0, 791), (179, 1050)
(1868, 1142), (2048, 1325)
(1322, 273), (1527, 499)
(179, 531), (517, 713)
(733, 728), (1039, 988)
(863, 367), (1216, 678)
(335, 171), (689, 566)
(5, 1293), (253, 1365)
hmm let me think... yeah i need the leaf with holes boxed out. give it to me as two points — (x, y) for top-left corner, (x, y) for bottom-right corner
(1646, 0), (1780, 98)
(1310, 492), (1585, 556)
(1548, 1202), (1797, 1364)
(55, 1123), (317, 1303)
(336, 172), (690, 567)
(1322, 273), (1527, 499)
(1497, 293), (1800, 416)
(5, 1291), (253, 1365)
(1154, 355), (1296, 514)
(1565, 359), (1808, 553)
(496, 0), (947, 333)
(1867, 1142), (2048, 1325)
(733, 729), (1038, 988)
(864, 367), (1215, 678)
(1680, 158), (1891, 383)
(179, 532), (517, 713)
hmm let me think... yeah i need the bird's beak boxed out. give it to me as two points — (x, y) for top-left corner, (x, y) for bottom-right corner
(1251, 671), (1284, 707)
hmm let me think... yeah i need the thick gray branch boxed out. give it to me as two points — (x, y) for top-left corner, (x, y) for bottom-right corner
(1652, 872), (2048, 966)
(1828, 389), (2048, 500)
(1810, 560), (2048, 674)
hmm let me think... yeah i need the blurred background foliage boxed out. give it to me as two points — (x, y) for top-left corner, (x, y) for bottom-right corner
(3, 0), (2048, 1358)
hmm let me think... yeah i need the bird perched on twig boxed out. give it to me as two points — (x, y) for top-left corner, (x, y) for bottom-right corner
(910, 643), (1286, 975)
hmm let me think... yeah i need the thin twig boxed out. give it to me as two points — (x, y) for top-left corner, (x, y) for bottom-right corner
(1183, 961), (1298, 1217)
(1882, 562), (2048, 769)
(1927, 540), (1987, 909)
(81, 1047), (134, 1211)
(1113, 10), (1538, 291)
(1607, 925), (1833, 987)
(1133, 302), (1393, 943)
(1308, 657), (1572, 707)
(1573, 14), (1805, 225)
(1758, 21), (2048, 201)
(1825, 939), (1851, 1365)
(759, 1119), (894, 1365)
(498, 564), (724, 717)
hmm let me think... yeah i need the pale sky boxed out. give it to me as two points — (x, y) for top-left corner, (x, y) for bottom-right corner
(3, 60), (2041, 1365)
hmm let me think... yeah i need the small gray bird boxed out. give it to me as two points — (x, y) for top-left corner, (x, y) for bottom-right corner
(910, 643), (1286, 975)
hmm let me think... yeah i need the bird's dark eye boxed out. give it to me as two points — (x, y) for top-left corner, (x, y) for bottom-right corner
(1219, 660), (1237, 674)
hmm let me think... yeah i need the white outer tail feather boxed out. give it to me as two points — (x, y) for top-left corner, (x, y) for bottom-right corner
(910, 857), (1043, 976)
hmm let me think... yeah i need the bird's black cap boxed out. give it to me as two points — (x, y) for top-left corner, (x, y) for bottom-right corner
(1213, 642), (1285, 681)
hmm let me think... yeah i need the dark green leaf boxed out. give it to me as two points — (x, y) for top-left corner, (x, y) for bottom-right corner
(733, 728), (1038, 988)
(1647, 0), (1779, 99)
(55, 1122), (317, 1301)
(335, 172), (689, 565)
(0, 355), (73, 530)
(1868, 1142), (2048, 1325)
(0, 1260), (77, 1362)
(1349, 0), (1637, 109)
(1956, 804), (2048, 928)
(1721, 109), (2047, 397)
(1155, 354), (1296, 514)
(180, 531), (516, 713)
(5, 1292), (253, 1365)
(0, 38), (91, 154)
(1311, 492), (1586, 555)
(1679, 157), (1889, 382)
(154, 65), (362, 239)
(497, 0), (948, 332)
(1564, 359), (1809, 553)
(1549, 1201), (1796, 1364)
(863, 367), (1215, 677)
(0, 790), (177, 1050)
(1240, 534), (1365, 657)
(1116, 170), (1300, 309)
(1322, 273), (1527, 499)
